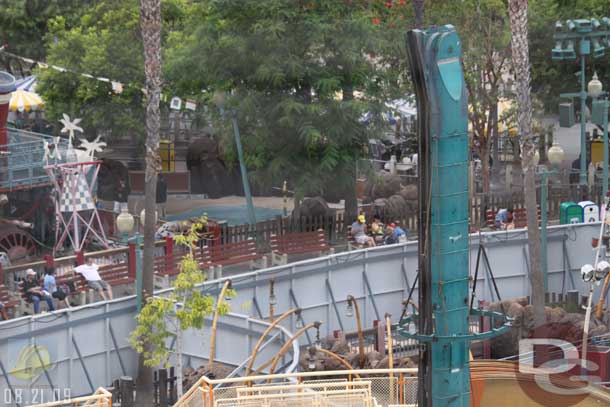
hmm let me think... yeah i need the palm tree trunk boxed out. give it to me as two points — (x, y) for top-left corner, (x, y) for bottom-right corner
(508, 0), (545, 326)
(413, 0), (424, 29)
(136, 0), (162, 404)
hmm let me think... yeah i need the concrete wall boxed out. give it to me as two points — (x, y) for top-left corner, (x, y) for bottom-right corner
(0, 222), (604, 404)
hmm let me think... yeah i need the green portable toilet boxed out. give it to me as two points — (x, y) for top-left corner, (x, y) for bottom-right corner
(560, 202), (583, 224)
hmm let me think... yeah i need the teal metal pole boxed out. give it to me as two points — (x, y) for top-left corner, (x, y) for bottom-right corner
(602, 99), (610, 197)
(230, 112), (257, 227)
(135, 233), (143, 311)
(540, 171), (549, 293)
(580, 53), (588, 188)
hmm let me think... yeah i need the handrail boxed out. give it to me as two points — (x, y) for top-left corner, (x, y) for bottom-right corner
(175, 368), (418, 406)
(25, 387), (111, 407)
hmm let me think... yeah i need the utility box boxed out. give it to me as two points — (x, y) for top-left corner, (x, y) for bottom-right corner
(591, 139), (605, 165)
(560, 201), (583, 224)
(579, 200), (600, 223)
(159, 140), (175, 172)
(559, 103), (575, 128)
(591, 99), (607, 126)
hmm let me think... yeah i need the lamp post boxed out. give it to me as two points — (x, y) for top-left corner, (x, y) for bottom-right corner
(588, 73), (610, 197)
(268, 278), (277, 322)
(245, 307), (302, 377)
(212, 91), (256, 228)
(209, 279), (232, 370)
(552, 18), (610, 193)
(117, 208), (145, 311)
(346, 295), (365, 369)
(540, 140), (566, 292)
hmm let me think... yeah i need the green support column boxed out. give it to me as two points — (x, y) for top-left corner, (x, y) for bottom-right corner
(580, 54), (587, 187)
(134, 233), (144, 311)
(230, 112), (257, 227)
(602, 99), (610, 196)
(540, 171), (549, 293)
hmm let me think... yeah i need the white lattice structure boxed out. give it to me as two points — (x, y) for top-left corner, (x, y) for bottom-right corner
(45, 160), (109, 255)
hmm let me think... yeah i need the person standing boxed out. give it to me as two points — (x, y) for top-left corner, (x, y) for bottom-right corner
(22, 269), (55, 313)
(43, 267), (70, 309)
(74, 258), (113, 301)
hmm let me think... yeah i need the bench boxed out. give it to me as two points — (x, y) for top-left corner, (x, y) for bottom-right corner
(269, 229), (333, 266)
(97, 262), (134, 299)
(0, 284), (20, 319)
(203, 239), (267, 279)
(486, 207), (541, 229)
(154, 249), (194, 288)
(56, 273), (89, 305)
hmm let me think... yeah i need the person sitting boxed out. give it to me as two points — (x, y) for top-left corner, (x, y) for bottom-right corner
(350, 214), (376, 247)
(44, 267), (70, 309)
(494, 207), (514, 230)
(74, 258), (113, 301)
(384, 223), (407, 244)
(370, 215), (385, 244)
(22, 269), (55, 314)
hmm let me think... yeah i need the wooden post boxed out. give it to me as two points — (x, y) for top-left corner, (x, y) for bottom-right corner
(159, 368), (168, 407)
(119, 376), (135, 407)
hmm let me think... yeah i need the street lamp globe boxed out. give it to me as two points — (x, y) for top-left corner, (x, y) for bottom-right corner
(140, 209), (157, 227)
(116, 207), (135, 235)
(588, 72), (603, 98)
(212, 90), (227, 108)
(547, 141), (565, 167)
(533, 149), (540, 167)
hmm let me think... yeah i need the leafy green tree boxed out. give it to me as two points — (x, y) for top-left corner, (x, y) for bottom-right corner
(165, 0), (407, 219)
(35, 0), (190, 141)
(0, 0), (95, 72)
(130, 217), (234, 398)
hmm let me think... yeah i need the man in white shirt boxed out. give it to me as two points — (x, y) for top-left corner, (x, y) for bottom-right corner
(74, 258), (113, 301)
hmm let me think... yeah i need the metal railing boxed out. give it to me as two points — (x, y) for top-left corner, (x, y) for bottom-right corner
(174, 368), (418, 407)
(25, 388), (112, 407)
(0, 128), (68, 191)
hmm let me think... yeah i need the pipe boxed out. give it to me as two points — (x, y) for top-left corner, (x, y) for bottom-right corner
(247, 321), (321, 382)
(386, 313), (394, 405)
(314, 348), (361, 379)
(348, 295), (365, 369)
(209, 280), (232, 370)
(245, 307), (301, 376)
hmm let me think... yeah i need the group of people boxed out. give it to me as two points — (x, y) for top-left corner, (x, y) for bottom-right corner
(350, 214), (407, 247)
(19, 257), (113, 315)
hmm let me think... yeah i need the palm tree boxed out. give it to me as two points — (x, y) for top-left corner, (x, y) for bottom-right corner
(508, 0), (544, 326)
(136, 0), (162, 403)
(413, 0), (424, 29)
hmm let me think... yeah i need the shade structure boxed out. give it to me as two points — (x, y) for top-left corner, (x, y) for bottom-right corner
(9, 89), (44, 112)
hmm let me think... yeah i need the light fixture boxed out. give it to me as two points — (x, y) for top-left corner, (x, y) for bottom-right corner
(533, 149), (540, 167)
(314, 322), (322, 349)
(295, 309), (304, 328)
(269, 278), (277, 305)
(224, 280), (233, 301)
(116, 207), (135, 235)
(346, 300), (354, 318)
(140, 209), (158, 227)
(547, 140), (565, 167)
(588, 73), (603, 98)
(307, 347), (317, 370)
